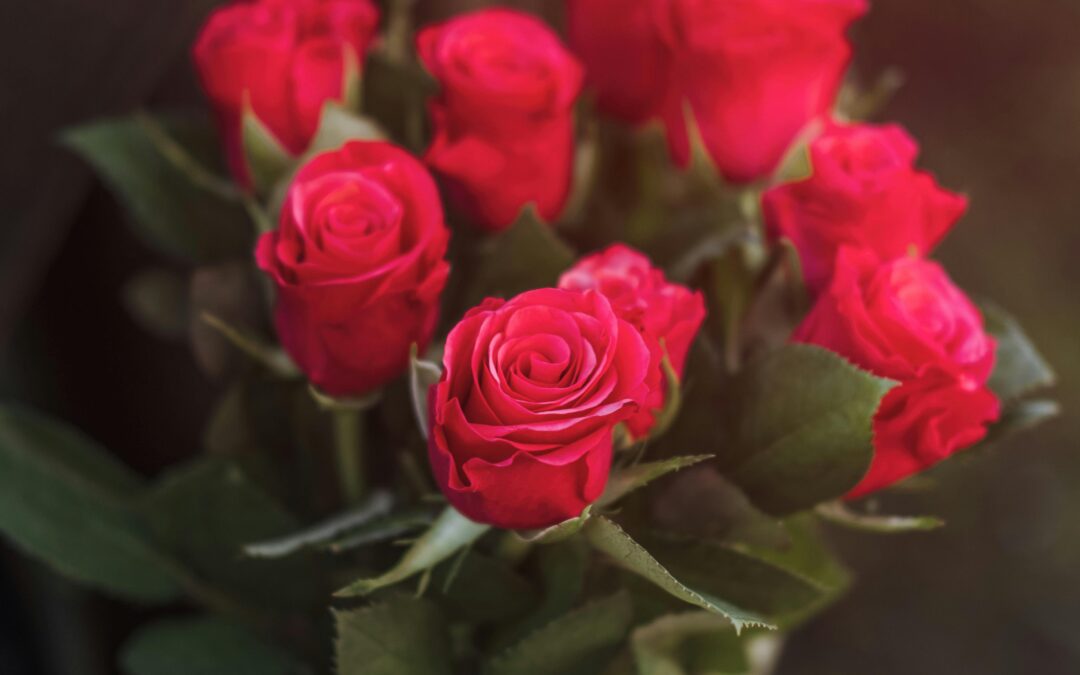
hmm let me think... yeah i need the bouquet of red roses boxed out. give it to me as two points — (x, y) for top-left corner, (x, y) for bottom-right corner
(1, 0), (1056, 673)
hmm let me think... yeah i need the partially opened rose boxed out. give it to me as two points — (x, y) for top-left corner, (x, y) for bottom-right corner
(193, 0), (380, 185)
(794, 247), (1000, 497)
(559, 245), (705, 438)
(663, 0), (867, 183)
(418, 9), (584, 231)
(256, 141), (450, 396)
(764, 122), (969, 293)
(428, 289), (650, 529)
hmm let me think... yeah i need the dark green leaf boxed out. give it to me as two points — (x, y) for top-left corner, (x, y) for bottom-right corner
(489, 538), (590, 652)
(0, 405), (180, 602)
(981, 398), (1061, 447)
(431, 551), (538, 623)
(600, 456), (713, 508)
(336, 506), (489, 597)
(64, 113), (252, 263)
(334, 596), (453, 675)
(468, 207), (575, 303)
(983, 302), (1056, 401)
(719, 345), (896, 515)
(486, 591), (634, 675)
(584, 517), (772, 633)
(142, 458), (321, 611)
(120, 616), (305, 675)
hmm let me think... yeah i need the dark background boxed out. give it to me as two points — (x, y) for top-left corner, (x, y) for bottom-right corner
(1, 1), (1076, 673)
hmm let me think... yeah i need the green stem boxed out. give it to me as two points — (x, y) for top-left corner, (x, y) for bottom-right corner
(493, 531), (533, 567)
(333, 408), (365, 505)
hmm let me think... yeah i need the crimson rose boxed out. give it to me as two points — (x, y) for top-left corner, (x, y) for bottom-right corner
(256, 141), (450, 396)
(559, 245), (705, 438)
(764, 121), (969, 293)
(193, 0), (379, 185)
(428, 289), (650, 529)
(568, 0), (866, 184)
(417, 9), (584, 231)
(793, 247), (1000, 497)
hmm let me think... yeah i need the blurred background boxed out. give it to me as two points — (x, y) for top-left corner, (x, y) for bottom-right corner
(0, 0), (1075, 673)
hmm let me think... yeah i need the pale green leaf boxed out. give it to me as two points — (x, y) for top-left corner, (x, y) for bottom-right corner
(335, 506), (489, 597)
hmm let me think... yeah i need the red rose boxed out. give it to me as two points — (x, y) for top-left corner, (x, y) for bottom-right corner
(193, 0), (379, 185)
(255, 141), (450, 396)
(559, 245), (706, 438)
(663, 0), (867, 183)
(428, 289), (651, 529)
(793, 247), (1000, 497)
(764, 121), (969, 294)
(568, 0), (865, 184)
(417, 9), (584, 231)
(566, 0), (677, 125)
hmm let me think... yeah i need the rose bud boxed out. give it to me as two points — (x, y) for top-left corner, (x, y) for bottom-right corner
(566, 0), (676, 125)
(256, 141), (450, 397)
(193, 0), (380, 185)
(428, 289), (650, 529)
(417, 9), (584, 231)
(559, 245), (706, 438)
(793, 247), (1000, 497)
(764, 121), (969, 294)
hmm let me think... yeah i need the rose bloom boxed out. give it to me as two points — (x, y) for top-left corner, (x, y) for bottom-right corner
(428, 289), (650, 529)
(417, 9), (584, 231)
(794, 247), (1000, 497)
(559, 245), (706, 438)
(764, 121), (969, 294)
(567, 0), (866, 184)
(256, 141), (450, 396)
(193, 0), (379, 184)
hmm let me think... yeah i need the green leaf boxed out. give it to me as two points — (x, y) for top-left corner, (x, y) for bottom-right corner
(489, 538), (590, 652)
(142, 458), (321, 611)
(599, 456), (713, 508)
(430, 551), (538, 624)
(64, 112), (252, 262)
(982, 398), (1061, 447)
(983, 302), (1056, 401)
(120, 616), (305, 675)
(584, 517), (773, 633)
(242, 490), (394, 558)
(468, 207), (575, 302)
(334, 596), (453, 675)
(242, 102), (294, 196)
(335, 506), (489, 597)
(486, 591), (634, 675)
(409, 344), (442, 441)
(516, 505), (593, 544)
(0, 404), (180, 602)
(719, 345), (897, 515)
(631, 612), (748, 675)
(636, 533), (829, 625)
(307, 103), (387, 156)
(815, 501), (944, 533)
(325, 509), (435, 553)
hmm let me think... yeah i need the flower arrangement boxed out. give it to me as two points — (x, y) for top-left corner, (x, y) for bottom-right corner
(0, 0), (1056, 673)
